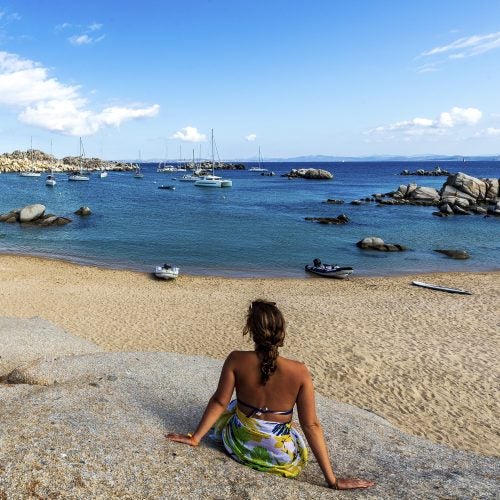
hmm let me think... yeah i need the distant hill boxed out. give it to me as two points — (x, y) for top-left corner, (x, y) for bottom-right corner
(122, 154), (500, 163)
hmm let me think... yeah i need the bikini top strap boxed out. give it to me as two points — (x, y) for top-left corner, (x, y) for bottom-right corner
(237, 398), (294, 418)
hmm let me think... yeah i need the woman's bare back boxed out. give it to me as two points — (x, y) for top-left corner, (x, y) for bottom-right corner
(230, 351), (307, 422)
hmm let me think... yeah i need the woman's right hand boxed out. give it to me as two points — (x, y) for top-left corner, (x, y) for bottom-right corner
(331, 477), (375, 490)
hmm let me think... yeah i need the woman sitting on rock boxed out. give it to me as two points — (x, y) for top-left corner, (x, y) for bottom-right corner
(166, 299), (374, 490)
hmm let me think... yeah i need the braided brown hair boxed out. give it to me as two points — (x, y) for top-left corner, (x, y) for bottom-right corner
(243, 299), (286, 385)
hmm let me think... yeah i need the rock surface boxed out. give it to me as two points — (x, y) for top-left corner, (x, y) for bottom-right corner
(0, 317), (100, 377)
(356, 237), (407, 252)
(305, 214), (350, 224)
(283, 168), (333, 180)
(1, 349), (498, 499)
(434, 249), (471, 260)
(19, 203), (46, 223)
(74, 206), (92, 216)
(0, 205), (72, 226)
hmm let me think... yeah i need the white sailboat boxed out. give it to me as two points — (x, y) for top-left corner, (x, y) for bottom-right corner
(249, 147), (268, 172)
(68, 138), (90, 181)
(179, 149), (201, 182)
(19, 138), (42, 177)
(194, 130), (232, 188)
(45, 168), (56, 186)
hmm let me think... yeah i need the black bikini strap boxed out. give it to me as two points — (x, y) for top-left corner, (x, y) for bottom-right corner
(237, 398), (294, 418)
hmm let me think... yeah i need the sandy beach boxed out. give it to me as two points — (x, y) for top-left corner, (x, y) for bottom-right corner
(0, 254), (498, 457)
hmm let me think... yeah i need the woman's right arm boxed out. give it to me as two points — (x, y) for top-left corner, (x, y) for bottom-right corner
(296, 365), (374, 490)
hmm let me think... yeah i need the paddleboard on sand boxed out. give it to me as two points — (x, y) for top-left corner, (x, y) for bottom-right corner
(411, 281), (473, 295)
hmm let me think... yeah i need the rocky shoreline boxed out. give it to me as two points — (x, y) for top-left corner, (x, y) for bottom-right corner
(350, 172), (500, 216)
(0, 149), (246, 174)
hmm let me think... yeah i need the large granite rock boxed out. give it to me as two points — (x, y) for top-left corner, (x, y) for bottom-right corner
(356, 237), (407, 252)
(443, 172), (488, 201)
(1, 351), (497, 498)
(0, 205), (72, 226)
(283, 168), (333, 180)
(19, 203), (45, 223)
(0, 317), (100, 377)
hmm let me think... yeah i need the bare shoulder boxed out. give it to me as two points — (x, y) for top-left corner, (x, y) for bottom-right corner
(226, 350), (255, 363)
(278, 356), (310, 378)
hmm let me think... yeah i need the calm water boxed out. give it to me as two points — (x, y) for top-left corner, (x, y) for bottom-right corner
(0, 161), (498, 277)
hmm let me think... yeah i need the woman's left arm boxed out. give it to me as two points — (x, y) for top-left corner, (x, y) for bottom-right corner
(166, 352), (237, 446)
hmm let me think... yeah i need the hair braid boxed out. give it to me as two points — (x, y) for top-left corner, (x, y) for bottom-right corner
(243, 299), (285, 385)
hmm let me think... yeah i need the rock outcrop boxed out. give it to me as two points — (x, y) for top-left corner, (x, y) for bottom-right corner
(0, 317), (100, 377)
(434, 249), (471, 260)
(356, 237), (408, 252)
(282, 168), (333, 180)
(354, 172), (499, 216)
(400, 166), (451, 176)
(1, 348), (497, 498)
(74, 206), (92, 216)
(0, 149), (134, 173)
(305, 214), (350, 224)
(0, 204), (71, 226)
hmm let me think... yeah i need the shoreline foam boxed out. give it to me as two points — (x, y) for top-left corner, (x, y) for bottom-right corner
(0, 254), (498, 456)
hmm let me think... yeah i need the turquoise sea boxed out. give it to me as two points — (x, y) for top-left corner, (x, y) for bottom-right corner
(0, 161), (498, 277)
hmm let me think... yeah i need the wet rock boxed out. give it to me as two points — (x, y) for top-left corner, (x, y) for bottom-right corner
(324, 199), (344, 204)
(356, 237), (408, 251)
(434, 249), (470, 260)
(282, 168), (333, 180)
(75, 206), (92, 216)
(305, 214), (350, 224)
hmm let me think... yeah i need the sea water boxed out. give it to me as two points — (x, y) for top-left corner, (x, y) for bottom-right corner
(0, 161), (498, 277)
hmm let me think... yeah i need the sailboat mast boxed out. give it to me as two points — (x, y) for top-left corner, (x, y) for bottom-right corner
(211, 129), (214, 175)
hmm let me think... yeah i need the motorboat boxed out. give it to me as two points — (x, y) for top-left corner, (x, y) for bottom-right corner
(45, 174), (56, 186)
(158, 185), (176, 190)
(98, 169), (108, 178)
(305, 259), (353, 279)
(68, 171), (90, 181)
(154, 264), (179, 280)
(19, 171), (41, 177)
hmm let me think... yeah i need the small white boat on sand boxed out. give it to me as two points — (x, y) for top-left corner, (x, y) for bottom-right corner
(154, 264), (179, 280)
(411, 281), (472, 295)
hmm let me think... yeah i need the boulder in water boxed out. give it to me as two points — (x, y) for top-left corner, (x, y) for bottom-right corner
(19, 204), (46, 223)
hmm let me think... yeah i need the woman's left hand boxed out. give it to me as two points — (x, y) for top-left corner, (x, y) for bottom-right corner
(165, 432), (199, 446)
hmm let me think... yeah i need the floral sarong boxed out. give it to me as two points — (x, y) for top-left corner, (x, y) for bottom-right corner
(210, 400), (308, 478)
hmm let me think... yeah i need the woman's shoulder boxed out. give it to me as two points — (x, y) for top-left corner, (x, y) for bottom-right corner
(226, 350), (257, 362)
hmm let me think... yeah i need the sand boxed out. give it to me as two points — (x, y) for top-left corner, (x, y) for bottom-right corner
(0, 254), (498, 456)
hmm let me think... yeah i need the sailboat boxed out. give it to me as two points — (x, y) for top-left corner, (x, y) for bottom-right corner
(133, 151), (144, 178)
(194, 130), (232, 188)
(19, 138), (42, 177)
(179, 149), (201, 182)
(249, 147), (268, 172)
(68, 138), (90, 181)
(45, 168), (56, 186)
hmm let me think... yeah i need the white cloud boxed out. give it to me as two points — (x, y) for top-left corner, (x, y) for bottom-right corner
(368, 106), (482, 137)
(69, 34), (92, 46)
(438, 107), (481, 127)
(169, 126), (206, 142)
(245, 133), (257, 141)
(88, 23), (103, 31)
(68, 33), (105, 46)
(475, 127), (500, 137)
(421, 32), (500, 60)
(0, 51), (160, 135)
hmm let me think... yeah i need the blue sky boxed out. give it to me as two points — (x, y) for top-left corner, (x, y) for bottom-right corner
(0, 0), (499, 159)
